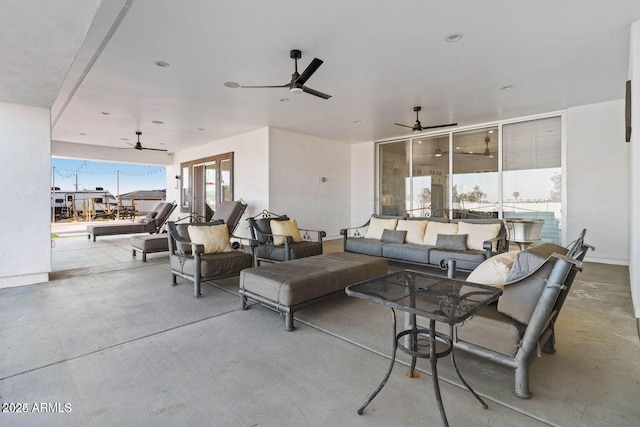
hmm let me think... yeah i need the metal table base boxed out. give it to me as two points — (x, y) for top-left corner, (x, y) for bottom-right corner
(357, 309), (488, 427)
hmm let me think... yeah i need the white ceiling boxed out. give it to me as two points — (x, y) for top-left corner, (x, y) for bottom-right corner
(3, 0), (640, 154)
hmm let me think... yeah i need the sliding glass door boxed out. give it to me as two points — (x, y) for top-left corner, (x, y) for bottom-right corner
(180, 152), (234, 220)
(377, 115), (562, 243)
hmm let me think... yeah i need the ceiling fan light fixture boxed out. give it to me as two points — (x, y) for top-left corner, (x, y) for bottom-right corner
(290, 86), (303, 94)
(435, 148), (442, 157)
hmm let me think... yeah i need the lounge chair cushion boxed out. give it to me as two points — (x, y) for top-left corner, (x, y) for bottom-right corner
(455, 305), (526, 357)
(187, 224), (232, 254)
(498, 243), (569, 324)
(270, 219), (302, 245)
(254, 241), (322, 262)
(466, 251), (520, 288)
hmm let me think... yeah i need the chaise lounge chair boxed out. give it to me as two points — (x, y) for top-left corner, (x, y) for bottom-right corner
(87, 201), (176, 242)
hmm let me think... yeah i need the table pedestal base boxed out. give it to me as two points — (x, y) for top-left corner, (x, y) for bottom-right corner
(357, 309), (488, 426)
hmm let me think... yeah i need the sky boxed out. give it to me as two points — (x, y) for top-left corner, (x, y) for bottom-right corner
(52, 158), (166, 196)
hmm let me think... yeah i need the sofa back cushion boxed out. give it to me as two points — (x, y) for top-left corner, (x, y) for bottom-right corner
(365, 217), (398, 239)
(497, 243), (569, 325)
(396, 219), (428, 244)
(457, 221), (502, 251)
(423, 222), (458, 246)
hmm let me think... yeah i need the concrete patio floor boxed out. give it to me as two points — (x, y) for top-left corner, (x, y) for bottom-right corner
(1, 232), (639, 426)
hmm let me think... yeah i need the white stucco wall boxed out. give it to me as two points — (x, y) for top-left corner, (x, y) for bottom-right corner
(169, 127), (270, 238)
(0, 102), (51, 288)
(268, 128), (350, 238)
(629, 21), (640, 317)
(566, 100), (629, 265)
(350, 141), (376, 226)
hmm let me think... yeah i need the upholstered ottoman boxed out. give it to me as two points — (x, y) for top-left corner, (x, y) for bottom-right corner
(239, 252), (387, 330)
(131, 234), (169, 262)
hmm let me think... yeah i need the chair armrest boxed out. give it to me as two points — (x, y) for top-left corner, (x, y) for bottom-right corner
(483, 235), (508, 257)
(230, 234), (259, 248)
(298, 228), (326, 242)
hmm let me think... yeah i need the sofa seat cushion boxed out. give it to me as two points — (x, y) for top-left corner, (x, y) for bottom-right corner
(382, 243), (432, 264)
(429, 249), (487, 271)
(170, 251), (253, 278)
(345, 238), (385, 257)
(455, 305), (525, 357)
(255, 241), (322, 262)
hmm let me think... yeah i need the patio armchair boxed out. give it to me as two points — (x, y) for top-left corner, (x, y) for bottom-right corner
(410, 229), (593, 398)
(247, 210), (326, 265)
(167, 220), (255, 298)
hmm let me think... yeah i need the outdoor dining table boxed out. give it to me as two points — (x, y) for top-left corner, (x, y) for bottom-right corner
(345, 270), (502, 427)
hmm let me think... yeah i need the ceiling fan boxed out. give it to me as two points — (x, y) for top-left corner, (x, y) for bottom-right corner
(224, 49), (331, 99)
(394, 106), (457, 133)
(456, 134), (493, 157)
(121, 131), (167, 152)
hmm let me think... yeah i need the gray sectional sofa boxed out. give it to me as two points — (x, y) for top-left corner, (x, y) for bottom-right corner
(340, 214), (508, 272)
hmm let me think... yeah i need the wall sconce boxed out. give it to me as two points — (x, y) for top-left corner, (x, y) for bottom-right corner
(174, 175), (181, 189)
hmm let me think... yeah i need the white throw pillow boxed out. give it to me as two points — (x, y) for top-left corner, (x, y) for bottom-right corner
(270, 219), (302, 246)
(423, 222), (458, 246)
(396, 220), (428, 244)
(466, 251), (520, 288)
(365, 217), (398, 240)
(457, 222), (502, 251)
(187, 224), (232, 254)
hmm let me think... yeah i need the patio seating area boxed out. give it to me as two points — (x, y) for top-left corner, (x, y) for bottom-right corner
(1, 233), (638, 425)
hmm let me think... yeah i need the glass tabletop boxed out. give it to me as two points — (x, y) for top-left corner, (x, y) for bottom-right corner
(345, 270), (502, 324)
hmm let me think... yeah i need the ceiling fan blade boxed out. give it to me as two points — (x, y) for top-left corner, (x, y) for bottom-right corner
(141, 147), (168, 152)
(302, 86), (331, 99)
(394, 123), (414, 129)
(419, 123), (458, 130)
(296, 58), (323, 86)
(239, 84), (289, 89)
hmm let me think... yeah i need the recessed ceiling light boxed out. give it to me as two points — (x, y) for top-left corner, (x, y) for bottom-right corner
(280, 98), (290, 102)
(224, 81), (240, 88)
(445, 33), (462, 43)
(353, 120), (362, 124)
(198, 128), (205, 131)
(120, 138), (129, 141)
(489, 130), (494, 133)
(100, 112), (110, 115)
(154, 61), (170, 68)
(152, 120), (164, 124)
(159, 143), (166, 146)
(456, 146), (460, 150)
(79, 133), (86, 136)
(500, 85), (514, 91)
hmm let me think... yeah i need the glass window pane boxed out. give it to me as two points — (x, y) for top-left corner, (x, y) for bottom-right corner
(410, 136), (449, 217)
(503, 117), (561, 244)
(379, 140), (409, 215)
(205, 162), (216, 213)
(452, 128), (499, 218)
(220, 159), (232, 202)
